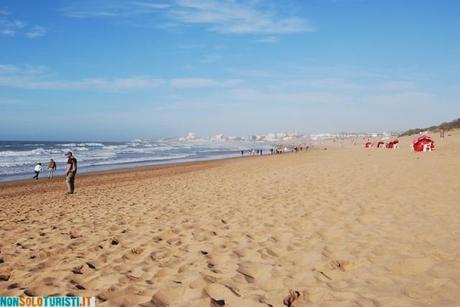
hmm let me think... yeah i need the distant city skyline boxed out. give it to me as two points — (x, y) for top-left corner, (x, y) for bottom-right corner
(1, 0), (459, 141)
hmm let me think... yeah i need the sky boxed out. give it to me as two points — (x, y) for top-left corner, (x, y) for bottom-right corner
(0, 0), (459, 141)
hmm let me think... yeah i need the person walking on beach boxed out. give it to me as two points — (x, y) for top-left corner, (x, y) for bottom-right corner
(32, 162), (43, 180)
(65, 152), (77, 194)
(48, 159), (56, 179)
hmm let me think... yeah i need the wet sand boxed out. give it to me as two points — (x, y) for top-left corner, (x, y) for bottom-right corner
(1, 131), (459, 306)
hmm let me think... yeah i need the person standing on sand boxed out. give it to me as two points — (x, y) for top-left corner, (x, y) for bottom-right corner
(32, 162), (43, 180)
(48, 159), (56, 179)
(65, 152), (77, 194)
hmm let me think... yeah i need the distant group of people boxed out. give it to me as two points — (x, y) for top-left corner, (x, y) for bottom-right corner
(240, 145), (310, 157)
(269, 145), (310, 154)
(32, 151), (78, 194)
(241, 149), (264, 156)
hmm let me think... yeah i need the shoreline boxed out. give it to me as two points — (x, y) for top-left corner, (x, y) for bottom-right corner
(0, 152), (288, 199)
(0, 156), (231, 188)
(0, 140), (279, 184)
(0, 152), (258, 186)
(0, 145), (323, 186)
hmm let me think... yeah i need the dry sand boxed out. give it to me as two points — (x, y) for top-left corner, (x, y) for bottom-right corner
(0, 131), (459, 306)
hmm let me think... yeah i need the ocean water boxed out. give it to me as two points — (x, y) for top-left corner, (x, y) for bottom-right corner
(0, 140), (269, 182)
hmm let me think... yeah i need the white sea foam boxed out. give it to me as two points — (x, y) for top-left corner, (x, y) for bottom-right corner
(84, 154), (192, 167)
(0, 140), (256, 180)
(82, 142), (104, 147)
(0, 148), (48, 157)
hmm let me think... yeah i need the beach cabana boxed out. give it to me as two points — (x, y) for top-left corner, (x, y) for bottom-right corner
(386, 139), (399, 149)
(376, 141), (385, 148)
(412, 135), (435, 152)
(365, 141), (373, 148)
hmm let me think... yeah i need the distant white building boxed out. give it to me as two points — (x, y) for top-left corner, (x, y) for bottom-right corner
(265, 133), (277, 142)
(210, 134), (226, 142)
(179, 132), (199, 141)
(227, 136), (241, 141)
(311, 133), (336, 141)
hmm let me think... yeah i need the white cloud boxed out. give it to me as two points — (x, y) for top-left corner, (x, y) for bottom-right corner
(0, 64), (241, 91)
(226, 68), (276, 78)
(0, 98), (24, 105)
(0, 11), (46, 38)
(229, 88), (353, 105)
(225, 86), (438, 110)
(170, 78), (241, 88)
(0, 65), (162, 91)
(171, 0), (314, 34)
(61, 0), (315, 35)
(74, 77), (164, 91)
(132, 2), (171, 10)
(200, 54), (223, 63)
(0, 75), (163, 91)
(61, 1), (170, 18)
(1, 28), (14, 36)
(0, 64), (18, 73)
(256, 36), (279, 43)
(304, 78), (362, 90)
(359, 92), (436, 107)
(26, 26), (47, 38)
(0, 16), (26, 36)
(374, 81), (417, 92)
(266, 78), (362, 91)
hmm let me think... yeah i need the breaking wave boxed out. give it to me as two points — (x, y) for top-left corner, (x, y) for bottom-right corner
(0, 140), (259, 181)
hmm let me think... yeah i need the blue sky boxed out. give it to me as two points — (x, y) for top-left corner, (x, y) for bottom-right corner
(1, 0), (459, 140)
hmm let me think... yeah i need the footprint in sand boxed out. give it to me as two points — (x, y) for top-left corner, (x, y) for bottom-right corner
(71, 265), (85, 275)
(205, 282), (242, 306)
(24, 289), (37, 297)
(283, 289), (309, 307)
(70, 279), (86, 290)
(151, 285), (185, 306)
(211, 298), (226, 307)
(330, 259), (351, 272)
(7, 283), (19, 289)
(69, 231), (80, 239)
(75, 284), (85, 290)
(86, 261), (96, 269)
(96, 293), (108, 303)
(131, 247), (144, 255)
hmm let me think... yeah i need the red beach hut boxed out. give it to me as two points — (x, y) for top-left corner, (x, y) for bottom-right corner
(386, 139), (399, 149)
(376, 141), (385, 148)
(365, 141), (373, 148)
(412, 135), (435, 152)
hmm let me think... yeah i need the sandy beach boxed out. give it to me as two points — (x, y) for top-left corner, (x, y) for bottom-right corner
(1, 131), (459, 306)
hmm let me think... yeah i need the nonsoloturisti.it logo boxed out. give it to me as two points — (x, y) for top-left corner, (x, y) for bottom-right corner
(0, 296), (96, 307)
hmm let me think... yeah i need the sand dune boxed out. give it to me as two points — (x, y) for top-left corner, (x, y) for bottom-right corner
(1, 131), (459, 306)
